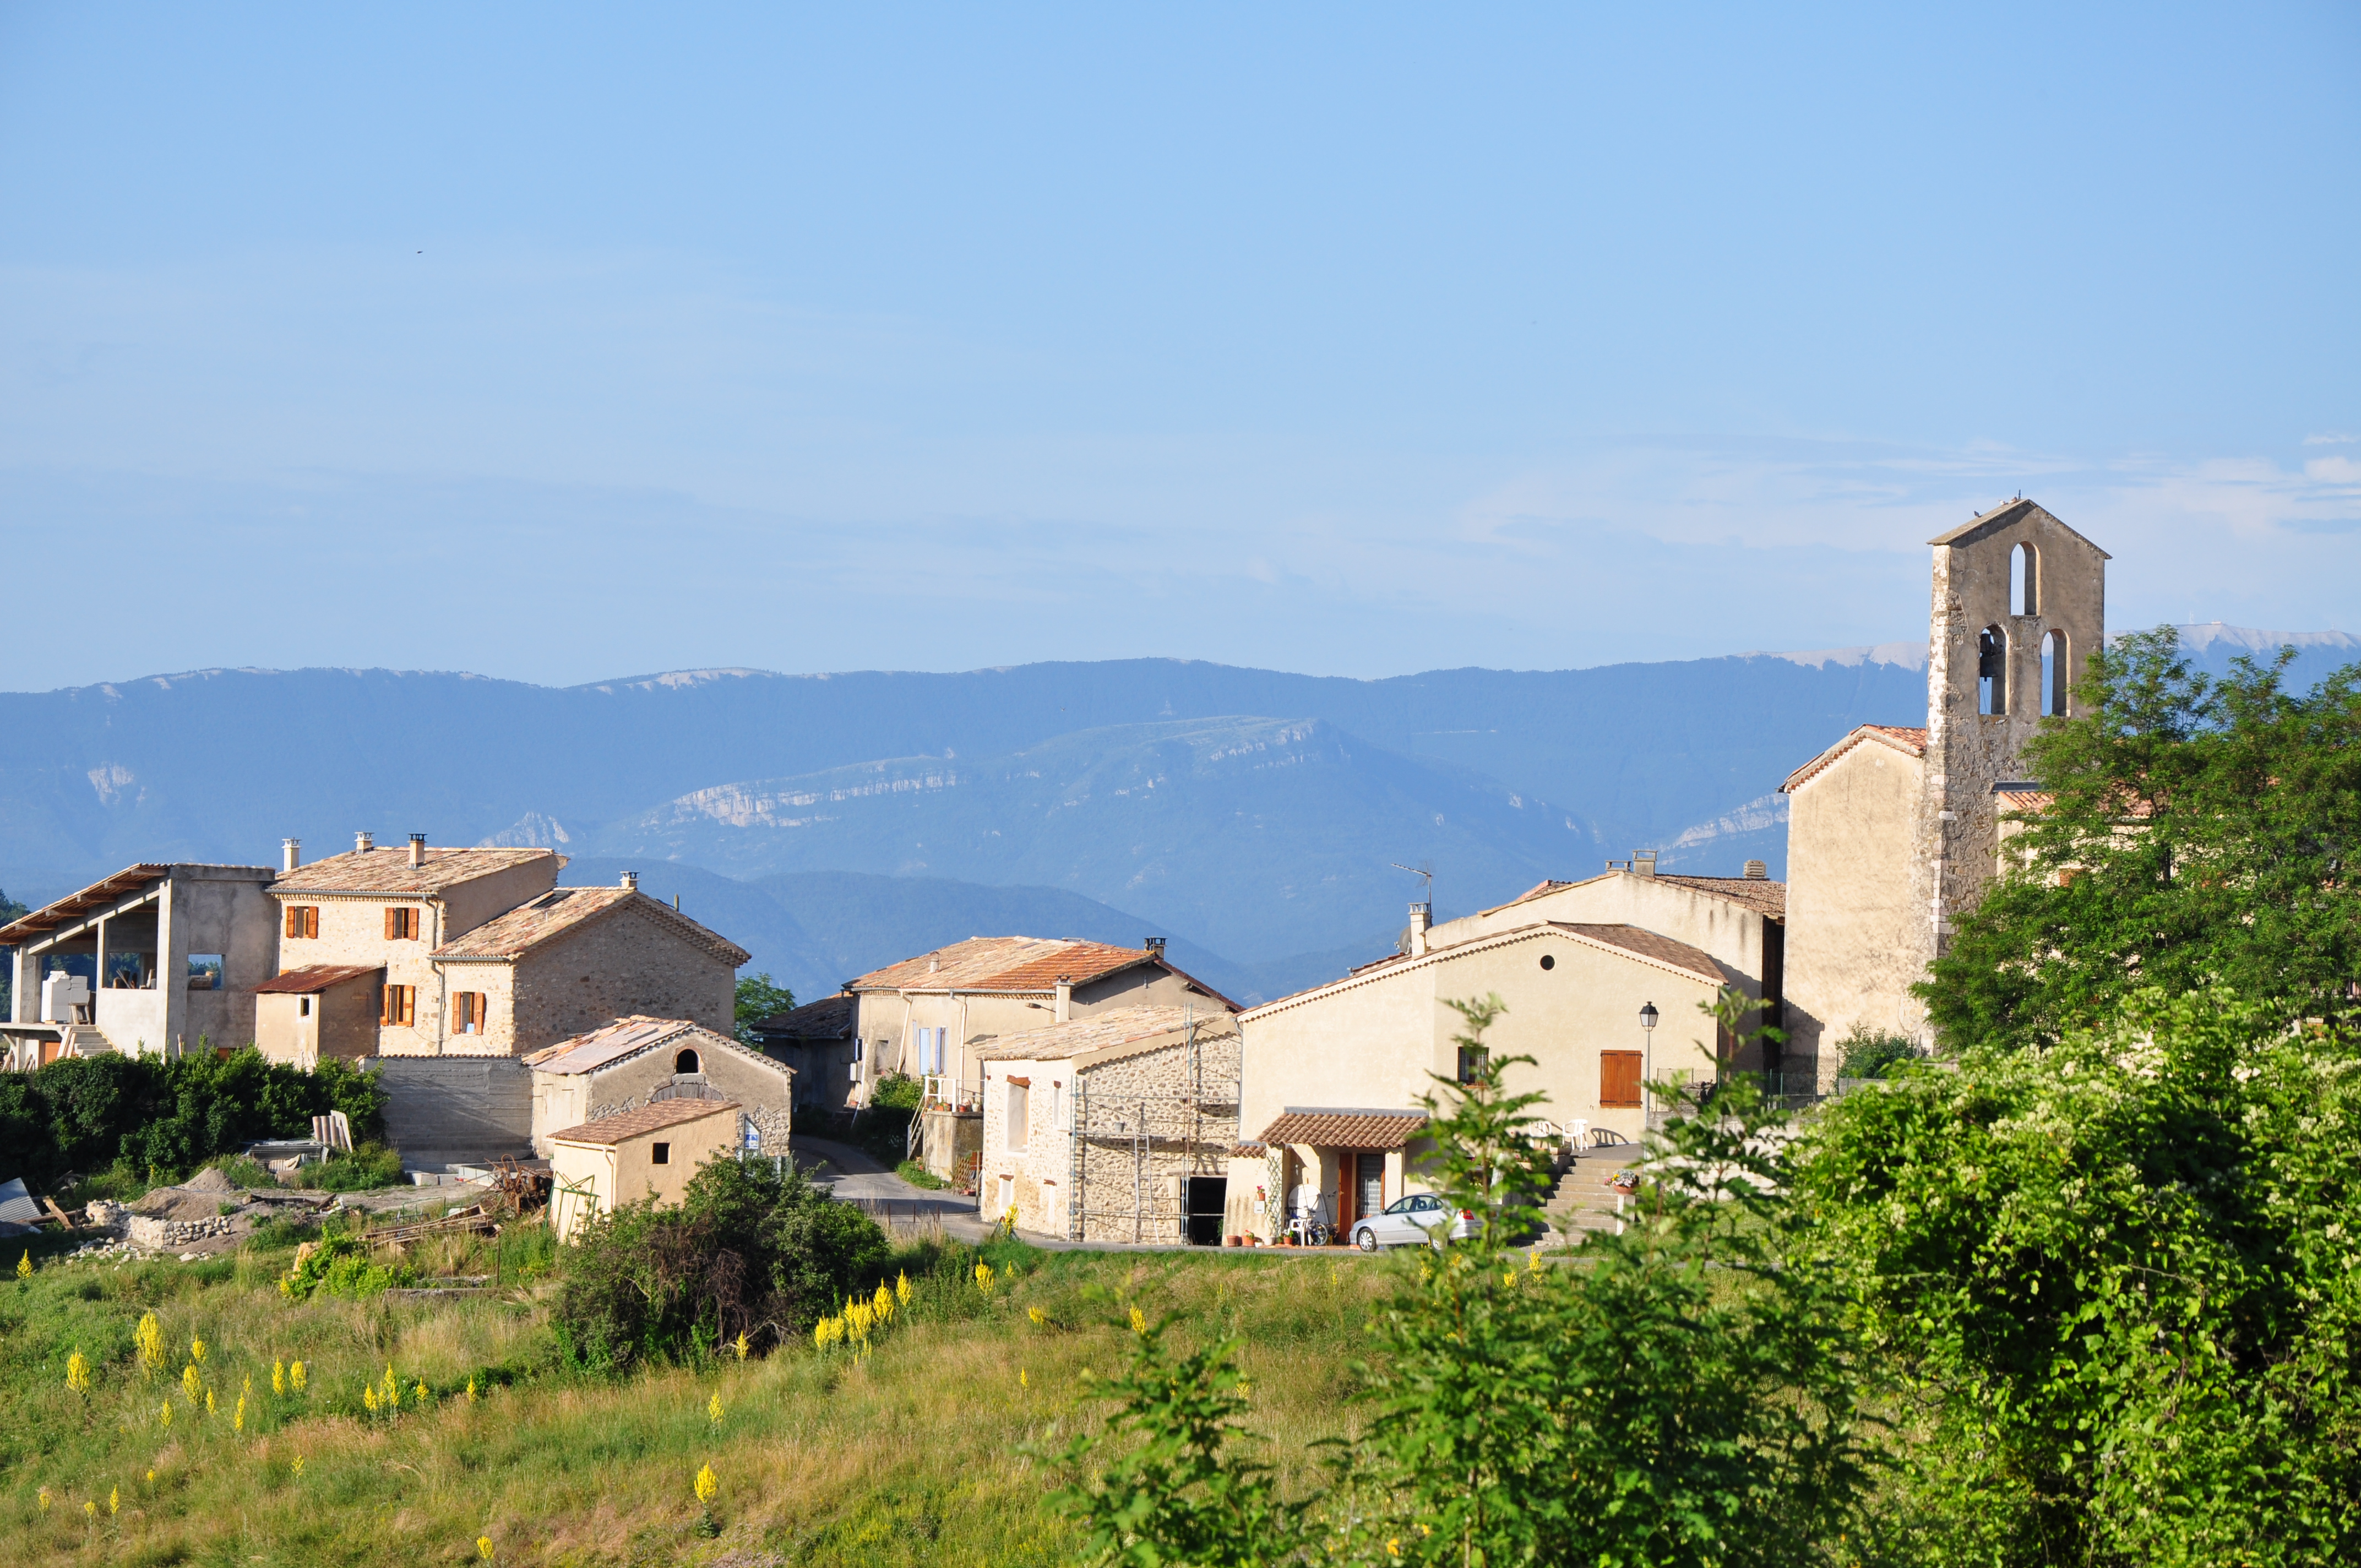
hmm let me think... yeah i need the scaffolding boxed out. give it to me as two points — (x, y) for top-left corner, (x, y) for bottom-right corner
(1065, 1007), (1240, 1243)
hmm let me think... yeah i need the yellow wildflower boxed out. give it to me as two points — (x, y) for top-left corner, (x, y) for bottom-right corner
(895, 1270), (911, 1307)
(707, 1391), (725, 1426)
(973, 1261), (994, 1294)
(1129, 1306), (1147, 1335)
(415, 1380), (429, 1406)
(873, 1281), (895, 1322)
(846, 1300), (875, 1342)
(1528, 1248), (1542, 1273)
(1238, 1380), (1253, 1397)
(234, 1393), (247, 1434)
(290, 1360), (307, 1391)
(1019, 1368), (1029, 1389)
(694, 1463), (718, 1505)
(14, 1250), (29, 1278)
(273, 1359), (286, 1396)
(135, 1313), (164, 1378)
(1388, 1538), (1401, 1558)
(278, 1277), (292, 1299)
(182, 1364), (200, 1403)
(145, 1469), (154, 1485)
(466, 1375), (479, 1403)
(109, 1485), (119, 1516)
(363, 1385), (380, 1414)
(67, 1349), (91, 1393)
(291, 1456), (306, 1477)
(382, 1364), (399, 1409)
(37, 1486), (50, 1510)
(1027, 1305), (1047, 1327)
(159, 1400), (172, 1429)
(478, 1537), (495, 1561)
(206, 1386), (217, 1417)
(189, 1335), (206, 1364)
(85, 1500), (96, 1520)
(733, 1330), (750, 1361)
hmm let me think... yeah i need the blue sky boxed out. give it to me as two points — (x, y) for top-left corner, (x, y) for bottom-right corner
(3, 3), (2355, 689)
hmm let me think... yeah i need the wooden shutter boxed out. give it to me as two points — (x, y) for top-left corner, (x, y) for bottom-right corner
(307, 907), (319, 939)
(382, 985), (397, 1025)
(285, 906), (300, 939)
(401, 987), (415, 1026)
(1600, 1051), (1642, 1108)
(384, 907), (399, 940)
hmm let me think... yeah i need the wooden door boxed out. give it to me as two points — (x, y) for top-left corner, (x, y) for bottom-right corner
(1600, 1050), (1642, 1108)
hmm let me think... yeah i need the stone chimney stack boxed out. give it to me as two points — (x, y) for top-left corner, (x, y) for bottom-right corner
(1407, 902), (1432, 957)
(1145, 936), (1167, 960)
(407, 833), (426, 868)
(1744, 859), (1769, 880)
(621, 871), (638, 892)
(1633, 851), (1657, 878)
(280, 838), (301, 874)
(356, 831), (374, 854)
(1054, 977), (1073, 1022)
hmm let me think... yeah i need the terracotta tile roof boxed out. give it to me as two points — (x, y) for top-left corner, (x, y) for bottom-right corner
(1245, 919), (1729, 1020)
(545, 1097), (742, 1147)
(431, 887), (750, 966)
(753, 993), (854, 1041)
(1653, 875), (1788, 921)
(974, 1005), (1239, 1063)
(850, 937), (1141, 994)
(253, 963), (383, 995)
(270, 846), (562, 899)
(1231, 1141), (1270, 1158)
(1255, 1109), (1428, 1150)
(1781, 725), (1929, 794)
(1548, 922), (1727, 982)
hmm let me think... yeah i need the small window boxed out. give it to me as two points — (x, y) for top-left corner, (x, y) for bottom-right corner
(651, 1141), (671, 1166)
(1456, 1044), (1489, 1085)
(2044, 629), (2070, 717)
(1008, 1080), (1030, 1148)
(384, 907), (420, 940)
(453, 992), (486, 1034)
(186, 955), (224, 991)
(380, 984), (415, 1026)
(299, 997), (312, 1017)
(1538, 954), (1555, 971)
(673, 1048), (700, 1074)
(1600, 1050), (1642, 1108)
(285, 905), (319, 940)
(2012, 541), (2039, 616)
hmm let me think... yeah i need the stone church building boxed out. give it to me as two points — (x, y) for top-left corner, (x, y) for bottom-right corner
(1780, 499), (2108, 1086)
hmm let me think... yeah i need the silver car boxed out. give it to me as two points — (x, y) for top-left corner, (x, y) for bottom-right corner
(1351, 1193), (1474, 1251)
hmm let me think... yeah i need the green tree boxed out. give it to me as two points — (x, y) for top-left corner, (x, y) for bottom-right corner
(1793, 989), (2361, 1566)
(733, 971), (796, 1046)
(1924, 627), (2361, 1053)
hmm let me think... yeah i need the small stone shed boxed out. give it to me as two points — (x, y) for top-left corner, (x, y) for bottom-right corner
(525, 1016), (792, 1159)
(546, 1098), (742, 1242)
(252, 963), (383, 1067)
(975, 1005), (1240, 1245)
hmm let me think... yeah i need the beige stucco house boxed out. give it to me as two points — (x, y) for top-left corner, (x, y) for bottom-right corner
(974, 1005), (1240, 1244)
(838, 936), (1237, 1108)
(547, 1098), (742, 1242)
(526, 1015), (793, 1158)
(260, 835), (748, 1061)
(1230, 916), (1734, 1243)
(1781, 499), (2108, 1086)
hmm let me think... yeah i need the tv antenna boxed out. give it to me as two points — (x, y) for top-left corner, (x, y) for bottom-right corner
(1391, 861), (1435, 905)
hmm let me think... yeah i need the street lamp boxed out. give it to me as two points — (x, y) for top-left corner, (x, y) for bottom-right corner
(1639, 1002), (1658, 1124)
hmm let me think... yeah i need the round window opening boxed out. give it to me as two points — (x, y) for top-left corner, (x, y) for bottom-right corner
(673, 1048), (700, 1075)
(1538, 954), (1555, 971)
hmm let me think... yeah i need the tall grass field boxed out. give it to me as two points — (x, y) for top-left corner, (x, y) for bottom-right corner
(2, 1218), (1389, 1565)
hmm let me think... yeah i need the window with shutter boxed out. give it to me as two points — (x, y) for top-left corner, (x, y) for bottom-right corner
(285, 905), (319, 939)
(382, 985), (415, 1026)
(1600, 1050), (1642, 1108)
(304, 907), (318, 939)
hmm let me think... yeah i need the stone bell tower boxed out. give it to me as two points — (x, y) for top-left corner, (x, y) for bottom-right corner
(1914, 499), (2108, 958)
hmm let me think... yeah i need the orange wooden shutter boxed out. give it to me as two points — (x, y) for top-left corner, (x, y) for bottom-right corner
(384, 907), (397, 939)
(307, 907), (319, 939)
(382, 986), (396, 1024)
(285, 906), (297, 939)
(401, 987), (415, 1025)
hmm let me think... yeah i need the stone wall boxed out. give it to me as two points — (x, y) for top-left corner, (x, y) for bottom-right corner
(1068, 1032), (1241, 1245)
(127, 1213), (240, 1249)
(509, 905), (736, 1054)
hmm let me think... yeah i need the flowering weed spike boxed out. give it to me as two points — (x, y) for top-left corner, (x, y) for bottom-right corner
(234, 1393), (246, 1434)
(466, 1375), (478, 1403)
(733, 1330), (749, 1361)
(694, 1464), (719, 1504)
(206, 1386), (217, 1417)
(67, 1349), (91, 1393)
(135, 1314), (164, 1378)
(707, 1391), (724, 1425)
(973, 1261), (994, 1294)
(895, 1270), (911, 1306)
(290, 1359), (307, 1392)
(1129, 1306), (1147, 1335)
(108, 1486), (118, 1516)
(415, 1379), (428, 1406)
(272, 1359), (286, 1396)
(189, 1335), (206, 1364)
(38, 1486), (51, 1510)
(15, 1250), (29, 1278)
(291, 1456), (305, 1477)
(182, 1364), (200, 1403)
(159, 1400), (172, 1429)
(478, 1537), (495, 1561)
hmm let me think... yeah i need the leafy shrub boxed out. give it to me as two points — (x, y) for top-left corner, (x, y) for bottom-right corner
(1836, 1025), (1918, 1080)
(894, 1159), (946, 1190)
(279, 1232), (416, 1301)
(869, 1072), (923, 1110)
(210, 1153), (279, 1189)
(303, 1144), (407, 1192)
(0, 1048), (387, 1190)
(556, 1156), (889, 1370)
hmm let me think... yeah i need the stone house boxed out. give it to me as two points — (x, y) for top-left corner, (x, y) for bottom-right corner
(525, 1015), (793, 1159)
(746, 993), (856, 1113)
(838, 936), (1238, 1108)
(0, 862), (279, 1066)
(1230, 916), (1734, 1243)
(1781, 499), (2107, 1087)
(547, 1098), (742, 1243)
(260, 835), (747, 1061)
(975, 1005), (1241, 1244)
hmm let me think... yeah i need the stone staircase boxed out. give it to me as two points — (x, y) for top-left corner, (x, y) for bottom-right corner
(62, 1023), (118, 1058)
(1541, 1141), (1646, 1240)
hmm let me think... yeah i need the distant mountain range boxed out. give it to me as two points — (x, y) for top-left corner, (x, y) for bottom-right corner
(1, 624), (2348, 1006)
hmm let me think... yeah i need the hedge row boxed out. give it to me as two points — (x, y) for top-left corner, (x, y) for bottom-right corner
(0, 1047), (387, 1190)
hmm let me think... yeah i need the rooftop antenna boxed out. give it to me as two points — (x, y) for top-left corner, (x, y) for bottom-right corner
(1390, 861), (1435, 905)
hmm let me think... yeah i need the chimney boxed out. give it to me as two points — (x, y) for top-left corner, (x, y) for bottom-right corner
(1407, 902), (1431, 957)
(356, 831), (374, 854)
(1144, 936), (1167, 960)
(1632, 850), (1657, 878)
(929, 953), (942, 973)
(407, 833), (426, 868)
(281, 838), (301, 874)
(621, 871), (638, 892)
(1743, 859), (1769, 880)
(1054, 977), (1073, 1022)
